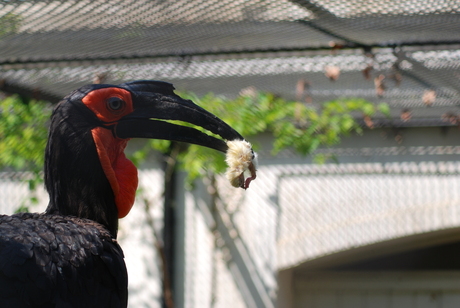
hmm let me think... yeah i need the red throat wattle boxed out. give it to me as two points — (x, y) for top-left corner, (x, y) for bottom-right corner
(82, 88), (138, 218)
(91, 128), (138, 218)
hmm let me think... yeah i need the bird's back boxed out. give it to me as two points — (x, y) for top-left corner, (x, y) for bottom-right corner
(0, 212), (128, 308)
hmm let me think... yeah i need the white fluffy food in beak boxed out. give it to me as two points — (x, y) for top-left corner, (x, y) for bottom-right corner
(225, 140), (257, 189)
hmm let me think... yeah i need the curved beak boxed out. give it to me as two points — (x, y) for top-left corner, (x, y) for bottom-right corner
(114, 80), (243, 153)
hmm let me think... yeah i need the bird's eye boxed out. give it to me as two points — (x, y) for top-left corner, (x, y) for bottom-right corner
(106, 97), (125, 112)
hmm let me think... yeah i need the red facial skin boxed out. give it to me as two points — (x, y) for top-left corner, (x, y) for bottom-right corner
(82, 88), (138, 218)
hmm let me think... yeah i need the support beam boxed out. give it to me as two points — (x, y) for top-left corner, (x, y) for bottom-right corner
(212, 197), (275, 308)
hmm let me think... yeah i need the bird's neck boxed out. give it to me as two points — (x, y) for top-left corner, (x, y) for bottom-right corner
(44, 104), (137, 238)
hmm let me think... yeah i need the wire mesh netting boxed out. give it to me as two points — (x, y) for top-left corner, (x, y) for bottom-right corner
(211, 147), (460, 306)
(0, 0), (460, 124)
(2, 1), (460, 307)
(276, 162), (460, 268)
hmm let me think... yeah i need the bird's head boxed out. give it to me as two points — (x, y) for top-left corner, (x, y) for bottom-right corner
(45, 80), (256, 236)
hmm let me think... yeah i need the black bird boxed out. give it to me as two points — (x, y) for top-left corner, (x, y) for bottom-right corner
(0, 80), (256, 307)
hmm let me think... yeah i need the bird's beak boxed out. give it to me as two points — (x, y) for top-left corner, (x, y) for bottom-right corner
(113, 80), (257, 189)
(114, 80), (243, 153)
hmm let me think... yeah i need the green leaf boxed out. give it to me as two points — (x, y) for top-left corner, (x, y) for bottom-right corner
(0, 90), (390, 194)
(378, 103), (391, 117)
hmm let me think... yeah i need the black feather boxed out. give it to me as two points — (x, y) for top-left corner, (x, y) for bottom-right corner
(0, 213), (128, 307)
(1, 84), (130, 307)
(44, 98), (119, 237)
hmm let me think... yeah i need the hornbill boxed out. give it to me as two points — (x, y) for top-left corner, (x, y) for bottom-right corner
(0, 80), (256, 307)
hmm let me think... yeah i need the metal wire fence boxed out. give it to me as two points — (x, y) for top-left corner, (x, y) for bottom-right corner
(1, 0), (460, 128)
(2, 1), (460, 307)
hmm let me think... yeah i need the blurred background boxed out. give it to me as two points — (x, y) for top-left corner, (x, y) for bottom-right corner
(1, 1), (460, 307)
